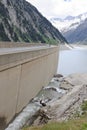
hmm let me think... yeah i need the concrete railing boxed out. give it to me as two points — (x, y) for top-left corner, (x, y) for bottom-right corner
(0, 45), (59, 129)
(0, 42), (45, 48)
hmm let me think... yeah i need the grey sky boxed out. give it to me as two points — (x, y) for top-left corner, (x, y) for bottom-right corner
(26, 0), (87, 19)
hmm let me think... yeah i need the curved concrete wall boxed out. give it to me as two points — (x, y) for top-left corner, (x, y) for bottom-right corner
(0, 45), (59, 129)
(0, 42), (44, 48)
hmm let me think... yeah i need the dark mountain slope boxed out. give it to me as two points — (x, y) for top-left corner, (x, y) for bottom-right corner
(0, 0), (66, 44)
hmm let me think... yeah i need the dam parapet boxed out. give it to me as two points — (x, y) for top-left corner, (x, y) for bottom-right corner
(0, 43), (59, 129)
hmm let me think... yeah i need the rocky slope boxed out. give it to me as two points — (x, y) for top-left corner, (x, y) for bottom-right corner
(0, 0), (66, 44)
(32, 73), (87, 125)
(5, 73), (87, 130)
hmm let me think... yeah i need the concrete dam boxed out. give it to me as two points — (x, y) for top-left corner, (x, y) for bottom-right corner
(0, 42), (59, 128)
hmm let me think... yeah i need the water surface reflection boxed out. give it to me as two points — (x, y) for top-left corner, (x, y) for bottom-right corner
(58, 50), (87, 76)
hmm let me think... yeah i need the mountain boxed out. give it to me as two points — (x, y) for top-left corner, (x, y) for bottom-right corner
(50, 12), (87, 44)
(63, 18), (87, 44)
(0, 0), (66, 44)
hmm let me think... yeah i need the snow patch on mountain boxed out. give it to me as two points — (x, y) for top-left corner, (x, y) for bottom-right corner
(50, 12), (87, 33)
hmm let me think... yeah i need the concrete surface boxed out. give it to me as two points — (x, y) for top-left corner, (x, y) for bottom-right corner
(0, 44), (59, 129)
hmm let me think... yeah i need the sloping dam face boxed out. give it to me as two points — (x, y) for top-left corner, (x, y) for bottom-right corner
(0, 44), (59, 129)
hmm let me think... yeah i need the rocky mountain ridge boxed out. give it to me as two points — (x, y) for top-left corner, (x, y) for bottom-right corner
(63, 18), (87, 44)
(0, 0), (66, 44)
(50, 12), (87, 32)
(50, 12), (87, 44)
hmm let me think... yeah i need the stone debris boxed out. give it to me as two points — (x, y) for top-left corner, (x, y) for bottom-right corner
(59, 80), (73, 90)
(32, 73), (87, 125)
(5, 73), (87, 129)
(64, 73), (87, 86)
(54, 74), (63, 78)
(34, 84), (87, 124)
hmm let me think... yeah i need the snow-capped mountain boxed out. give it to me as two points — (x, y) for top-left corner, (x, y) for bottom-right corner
(50, 12), (87, 33)
(50, 12), (87, 44)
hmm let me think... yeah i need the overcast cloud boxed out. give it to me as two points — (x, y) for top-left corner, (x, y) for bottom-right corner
(26, 0), (87, 19)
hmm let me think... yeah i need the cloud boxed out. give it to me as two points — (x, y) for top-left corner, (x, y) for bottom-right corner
(64, 0), (71, 2)
(26, 0), (87, 19)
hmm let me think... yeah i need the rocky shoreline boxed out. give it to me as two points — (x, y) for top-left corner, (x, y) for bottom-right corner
(31, 73), (87, 126)
(6, 73), (87, 130)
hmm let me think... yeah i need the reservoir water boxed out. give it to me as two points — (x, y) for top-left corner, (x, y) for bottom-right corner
(57, 49), (87, 76)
